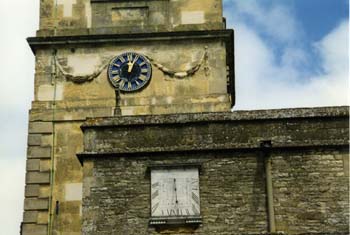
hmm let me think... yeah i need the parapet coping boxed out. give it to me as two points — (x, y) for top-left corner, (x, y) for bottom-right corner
(81, 106), (349, 129)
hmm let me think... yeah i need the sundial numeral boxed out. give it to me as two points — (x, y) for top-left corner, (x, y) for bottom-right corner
(192, 204), (200, 215)
(151, 190), (159, 200)
(152, 202), (159, 214)
(139, 61), (146, 67)
(113, 63), (120, 67)
(111, 70), (119, 75)
(152, 182), (160, 188)
(167, 209), (176, 216)
(192, 192), (200, 205)
(141, 68), (148, 73)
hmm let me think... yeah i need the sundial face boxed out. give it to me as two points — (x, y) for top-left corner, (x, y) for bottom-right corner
(108, 52), (152, 92)
(150, 168), (200, 218)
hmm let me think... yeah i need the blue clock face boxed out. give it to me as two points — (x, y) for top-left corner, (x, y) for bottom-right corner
(108, 52), (152, 92)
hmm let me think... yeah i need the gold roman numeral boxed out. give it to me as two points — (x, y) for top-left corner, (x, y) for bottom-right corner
(119, 56), (126, 63)
(112, 76), (120, 82)
(133, 55), (139, 63)
(127, 53), (133, 62)
(139, 75), (147, 81)
(119, 80), (125, 88)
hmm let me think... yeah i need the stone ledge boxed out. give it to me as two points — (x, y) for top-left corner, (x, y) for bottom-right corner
(82, 106), (349, 128)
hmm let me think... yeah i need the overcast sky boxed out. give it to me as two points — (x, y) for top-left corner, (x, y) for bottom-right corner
(0, 0), (348, 234)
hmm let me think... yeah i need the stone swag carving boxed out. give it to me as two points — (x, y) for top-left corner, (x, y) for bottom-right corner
(53, 47), (210, 83)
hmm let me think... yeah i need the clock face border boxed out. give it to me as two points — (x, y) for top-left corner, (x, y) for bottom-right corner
(149, 165), (202, 226)
(107, 52), (152, 92)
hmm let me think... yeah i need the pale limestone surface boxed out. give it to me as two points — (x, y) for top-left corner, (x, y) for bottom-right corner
(33, 40), (230, 117)
(38, 0), (223, 36)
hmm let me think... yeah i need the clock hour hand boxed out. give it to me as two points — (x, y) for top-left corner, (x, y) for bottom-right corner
(127, 55), (139, 73)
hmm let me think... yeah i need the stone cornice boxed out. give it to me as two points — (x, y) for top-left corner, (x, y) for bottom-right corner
(81, 106), (349, 129)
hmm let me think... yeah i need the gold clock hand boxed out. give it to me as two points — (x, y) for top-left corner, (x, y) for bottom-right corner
(127, 61), (133, 73)
(128, 55), (140, 73)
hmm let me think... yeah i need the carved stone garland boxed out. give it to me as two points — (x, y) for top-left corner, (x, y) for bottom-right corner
(54, 47), (209, 83)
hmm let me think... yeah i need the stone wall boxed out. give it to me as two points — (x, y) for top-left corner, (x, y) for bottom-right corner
(81, 149), (348, 235)
(38, 0), (224, 36)
(28, 31), (233, 120)
(22, 122), (53, 235)
(79, 107), (349, 235)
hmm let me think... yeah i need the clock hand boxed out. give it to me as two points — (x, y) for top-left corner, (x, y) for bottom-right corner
(127, 55), (139, 73)
(127, 61), (133, 73)
(128, 55), (139, 73)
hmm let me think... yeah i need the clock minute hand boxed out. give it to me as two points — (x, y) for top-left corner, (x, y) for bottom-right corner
(127, 55), (139, 73)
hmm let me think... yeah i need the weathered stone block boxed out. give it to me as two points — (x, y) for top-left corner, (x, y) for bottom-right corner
(39, 185), (50, 198)
(28, 134), (42, 146)
(26, 172), (50, 184)
(27, 146), (51, 159)
(26, 159), (40, 171)
(37, 212), (49, 224)
(24, 198), (49, 210)
(40, 160), (51, 172)
(25, 184), (40, 197)
(343, 154), (349, 177)
(29, 122), (53, 134)
(23, 211), (38, 223)
(22, 224), (47, 235)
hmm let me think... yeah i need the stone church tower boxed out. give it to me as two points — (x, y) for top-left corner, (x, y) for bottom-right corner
(22, 1), (348, 235)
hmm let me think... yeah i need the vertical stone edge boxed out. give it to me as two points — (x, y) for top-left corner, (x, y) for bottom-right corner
(22, 121), (53, 235)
